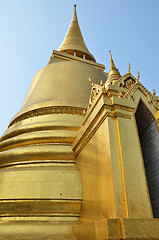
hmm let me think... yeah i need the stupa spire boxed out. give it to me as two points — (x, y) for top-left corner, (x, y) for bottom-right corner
(72, 4), (78, 21)
(58, 5), (95, 61)
(107, 51), (121, 82)
(109, 50), (116, 69)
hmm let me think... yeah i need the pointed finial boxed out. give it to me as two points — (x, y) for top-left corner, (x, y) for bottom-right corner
(153, 89), (156, 95)
(107, 51), (121, 83)
(100, 80), (103, 86)
(72, 4), (78, 22)
(127, 63), (131, 74)
(89, 77), (94, 86)
(136, 71), (140, 82)
(109, 50), (116, 69)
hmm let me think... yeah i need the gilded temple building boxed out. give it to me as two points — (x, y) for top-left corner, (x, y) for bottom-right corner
(1, 5), (159, 240)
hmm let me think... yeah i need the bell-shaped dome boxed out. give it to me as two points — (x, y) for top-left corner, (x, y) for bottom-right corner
(15, 60), (107, 119)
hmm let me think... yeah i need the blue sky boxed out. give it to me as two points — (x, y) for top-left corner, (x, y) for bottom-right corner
(0, 0), (159, 136)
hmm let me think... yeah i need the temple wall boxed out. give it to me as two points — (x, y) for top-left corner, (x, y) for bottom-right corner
(75, 117), (117, 221)
(73, 92), (154, 223)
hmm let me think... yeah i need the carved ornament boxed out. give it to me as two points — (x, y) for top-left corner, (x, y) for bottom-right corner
(9, 106), (86, 127)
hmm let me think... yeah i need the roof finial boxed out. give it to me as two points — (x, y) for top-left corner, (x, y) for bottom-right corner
(153, 89), (156, 95)
(107, 51), (121, 83)
(109, 50), (116, 69)
(136, 71), (140, 82)
(127, 63), (131, 74)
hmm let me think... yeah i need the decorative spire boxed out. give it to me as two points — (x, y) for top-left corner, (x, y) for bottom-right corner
(109, 50), (116, 69)
(136, 71), (140, 82)
(58, 5), (95, 61)
(127, 63), (131, 74)
(107, 51), (121, 83)
(72, 4), (78, 21)
(153, 89), (156, 96)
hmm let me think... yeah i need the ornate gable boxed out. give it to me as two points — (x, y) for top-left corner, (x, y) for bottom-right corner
(88, 68), (159, 113)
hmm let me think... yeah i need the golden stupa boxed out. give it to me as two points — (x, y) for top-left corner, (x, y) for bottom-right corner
(0, 5), (159, 240)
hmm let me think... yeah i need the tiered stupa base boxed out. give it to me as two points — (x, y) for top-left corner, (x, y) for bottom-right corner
(0, 114), (83, 240)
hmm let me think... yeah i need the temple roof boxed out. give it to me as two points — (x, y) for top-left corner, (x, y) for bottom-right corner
(58, 5), (95, 62)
